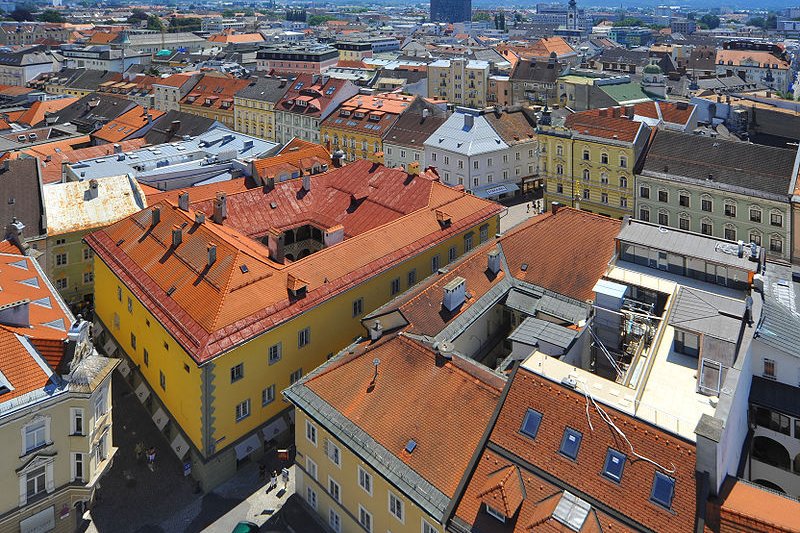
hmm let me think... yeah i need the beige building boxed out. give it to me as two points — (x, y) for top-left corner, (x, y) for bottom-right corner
(0, 251), (117, 533)
(152, 74), (200, 113)
(427, 58), (489, 108)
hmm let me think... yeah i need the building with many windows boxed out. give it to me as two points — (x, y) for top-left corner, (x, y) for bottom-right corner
(636, 130), (798, 262)
(0, 251), (117, 533)
(233, 77), (290, 142)
(715, 41), (793, 94)
(430, 0), (471, 23)
(425, 107), (538, 200)
(427, 58), (489, 109)
(274, 74), (359, 145)
(179, 72), (251, 129)
(42, 175), (146, 309)
(85, 160), (501, 490)
(321, 93), (415, 163)
(541, 106), (651, 219)
(383, 98), (448, 171)
(255, 43), (339, 76)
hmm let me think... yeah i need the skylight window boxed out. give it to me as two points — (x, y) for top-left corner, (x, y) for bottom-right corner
(650, 472), (675, 509)
(559, 428), (582, 460)
(602, 449), (626, 483)
(294, 82), (304, 90)
(520, 408), (542, 439)
(405, 439), (417, 453)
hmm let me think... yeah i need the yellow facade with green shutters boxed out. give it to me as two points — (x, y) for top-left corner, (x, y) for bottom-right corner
(90, 212), (499, 490)
(540, 130), (641, 219)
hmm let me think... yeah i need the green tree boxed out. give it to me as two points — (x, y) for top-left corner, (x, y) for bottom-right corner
(38, 9), (65, 22)
(146, 14), (164, 31)
(613, 17), (643, 27)
(699, 14), (720, 29)
(10, 6), (34, 21)
(221, 9), (236, 17)
(472, 11), (491, 22)
(307, 14), (335, 26)
(747, 16), (766, 28)
(127, 8), (148, 23)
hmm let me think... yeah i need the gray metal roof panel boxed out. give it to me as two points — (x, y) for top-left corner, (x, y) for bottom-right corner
(508, 317), (578, 349)
(423, 111), (509, 157)
(755, 264), (800, 357)
(667, 286), (745, 342)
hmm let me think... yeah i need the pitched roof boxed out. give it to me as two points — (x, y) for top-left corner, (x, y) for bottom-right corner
(275, 73), (355, 119)
(714, 477), (800, 532)
(43, 174), (147, 236)
(21, 138), (146, 185)
(86, 161), (502, 363)
(454, 366), (698, 532)
(424, 110), (509, 156)
(562, 110), (644, 143)
(641, 130), (797, 197)
(509, 58), (561, 84)
(14, 98), (79, 127)
(500, 209), (621, 302)
(530, 37), (575, 58)
(251, 139), (330, 182)
(0, 159), (45, 237)
(207, 32), (264, 44)
(322, 92), (415, 137)
(234, 76), (290, 103)
(716, 49), (790, 70)
(144, 110), (218, 145)
(299, 334), (504, 498)
(484, 107), (537, 145)
(92, 106), (164, 143)
(180, 72), (250, 112)
(382, 97), (448, 149)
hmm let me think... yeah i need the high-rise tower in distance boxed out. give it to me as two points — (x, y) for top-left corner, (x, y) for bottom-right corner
(430, 0), (471, 23)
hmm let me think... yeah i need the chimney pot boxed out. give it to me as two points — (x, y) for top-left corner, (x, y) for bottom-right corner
(207, 243), (217, 265)
(151, 206), (161, 226)
(213, 192), (227, 224)
(551, 201), (561, 215)
(178, 191), (189, 211)
(302, 174), (311, 192)
(171, 226), (182, 247)
(369, 319), (383, 341)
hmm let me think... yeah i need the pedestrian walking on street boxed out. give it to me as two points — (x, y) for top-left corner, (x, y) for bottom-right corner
(281, 468), (289, 490)
(146, 447), (156, 471)
(527, 203), (531, 213)
(135, 441), (143, 462)
(270, 471), (278, 492)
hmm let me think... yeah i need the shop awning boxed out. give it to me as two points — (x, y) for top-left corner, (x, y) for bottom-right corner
(234, 434), (261, 460)
(471, 182), (519, 199)
(262, 417), (288, 442)
(152, 407), (168, 431)
(171, 433), (190, 460)
(116, 359), (130, 378)
(134, 382), (150, 403)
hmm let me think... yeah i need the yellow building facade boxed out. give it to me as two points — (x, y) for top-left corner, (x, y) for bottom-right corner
(233, 96), (277, 141)
(87, 163), (501, 490)
(540, 116), (650, 219)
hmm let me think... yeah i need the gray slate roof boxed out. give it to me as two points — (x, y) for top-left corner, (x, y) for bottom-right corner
(641, 130), (797, 199)
(234, 76), (290, 103)
(668, 286), (744, 342)
(755, 263), (800, 358)
(508, 317), (578, 349)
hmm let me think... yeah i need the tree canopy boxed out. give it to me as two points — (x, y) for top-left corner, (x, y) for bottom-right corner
(38, 9), (65, 23)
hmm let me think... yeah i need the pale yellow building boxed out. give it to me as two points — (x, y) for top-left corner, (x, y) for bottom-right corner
(0, 252), (117, 533)
(427, 58), (489, 109)
(233, 77), (289, 141)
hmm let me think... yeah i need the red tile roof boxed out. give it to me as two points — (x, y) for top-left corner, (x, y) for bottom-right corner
(713, 478), (800, 532)
(93, 106), (164, 143)
(275, 73), (354, 119)
(180, 72), (250, 112)
(15, 97), (79, 127)
(86, 161), (502, 363)
(564, 111), (645, 143)
(0, 328), (51, 403)
(463, 367), (698, 532)
(499, 208), (620, 302)
(578, 102), (696, 128)
(321, 93), (416, 138)
(305, 334), (504, 497)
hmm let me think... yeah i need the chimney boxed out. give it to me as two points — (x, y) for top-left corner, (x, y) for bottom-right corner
(332, 150), (345, 168)
(302, 173), (311, 192)
(443, 276), (466, 312)
(550, 201), (561, 215)
(267, 228), (285, 263)
(195, 211), (205, 224)
(408, 161), (420, 176)
(207, 243), (217, 266)
(464, 113), (474, 129)
(168, 120), (181, 133)
(151, 206), (161, 226)
(323, 224), (344, 247)
(212, 192), (227, 224)
(4, 217), (27, 252)
(422, 108), (429, 119)
(487, 249), (501, 275)
(171, 225), (182, 247)
(369, 319), (383, 341)
(87, 179), (99, 199)
(113, 143), (122, 154)
(178, 191), (189, 211)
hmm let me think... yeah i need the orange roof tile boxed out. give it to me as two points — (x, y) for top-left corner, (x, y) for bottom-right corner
(530, 37), (575, 58)
(208, 32), (264, 43)
(93, 106), (164, 143)
(253, 139), (331, 182)
(0, 328), (51, 403)
(15, 97), (79, 127)
(717, 478), (800, 532)
(304, 334), (503, 496)
(500, 209), (621, 301)
(180, 72), (250, 112)
(716, 49), (790, 70)
(86, 161), (502, 363)
(478, 465), (526, 518)
(152, 74), (195, 88)
(564, 110), (645, 143)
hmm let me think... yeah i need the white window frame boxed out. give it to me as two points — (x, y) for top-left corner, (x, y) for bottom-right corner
(358, 465), (373, 495)
(306, 456), (318, 480)
(268, 342), (282, 364)
(486, 504), (506, 522)
(22, 419), (48, 455)
(305, 420), (317, 446)
(389, 491), (405, 523)
(328, 476), (341, 503)
(71, 452), (84, 482)
(262, 385), (275, 406)
(359, 504), (373, 533)
(422, 519), (439, 533)
(306, 486), (317, 510)
(70, 408), (84, 436)
(325, 439), (341, 467)
(329, 509), (341, 533)
(235, 399), (251, 421)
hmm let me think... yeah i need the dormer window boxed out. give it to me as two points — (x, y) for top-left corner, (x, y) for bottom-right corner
(485, 505), (506, 523)
(340, 109), (350, 117)
(353, 111), (364, 119)
(297, 100), (307, 107)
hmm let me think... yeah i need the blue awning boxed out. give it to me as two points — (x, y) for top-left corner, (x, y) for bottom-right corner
(471, 182), (519, 199)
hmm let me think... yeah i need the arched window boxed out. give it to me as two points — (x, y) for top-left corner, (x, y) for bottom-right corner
(752, 436), (790, 470)
(658, 209), (669, 226)
(749, 230), (762, 246)
(701, 217), (713, 236)
(639, 206), (650, 222)
(582, 149), (590, 161)
(770, 234), (784, 254)
(749, 205), (762, 223)
(556, 144), (563, 156)
(619, 155), (627, 168)
(619, 176), (627, 188)
(601, 153), (609, 164)
(556, 164), (563, 176)
(600, 172), (608, 185)
(724, 223), (737, 241)
(724, 200), (737, 218)
(582, 169), (590, 180)
(752, 479), (786, 494)
(679, 213), (690, 231)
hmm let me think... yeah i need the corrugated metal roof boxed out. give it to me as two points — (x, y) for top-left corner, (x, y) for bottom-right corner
(508, 316), (578, 349)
